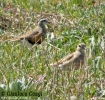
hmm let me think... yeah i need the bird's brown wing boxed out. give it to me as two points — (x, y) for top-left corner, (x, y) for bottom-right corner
(19, 28), (39, 39)
(51, 53), (74, 66)
(24, 32), (45, 44)
(58, 52), (85, 70)
(9, 28), (43, 44)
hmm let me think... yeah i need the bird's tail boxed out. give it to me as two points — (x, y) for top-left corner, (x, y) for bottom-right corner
(49, 62), (59, 67)
(7, 38), (20, 42)
(49, 63), (65, 70)
(49, 63), (54, 67)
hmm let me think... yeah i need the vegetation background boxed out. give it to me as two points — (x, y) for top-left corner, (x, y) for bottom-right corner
(0, 0), (105, 99)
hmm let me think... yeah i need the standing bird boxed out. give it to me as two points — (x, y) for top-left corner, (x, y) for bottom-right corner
(50, 43), (86, 70)
(9, 18), (50, 45)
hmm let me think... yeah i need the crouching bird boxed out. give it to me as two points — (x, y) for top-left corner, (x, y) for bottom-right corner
(50, 43), (86, 71)
(9, 18), (50, 45)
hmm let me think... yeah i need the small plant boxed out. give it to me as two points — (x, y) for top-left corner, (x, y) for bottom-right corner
(0, 76), (33, 91)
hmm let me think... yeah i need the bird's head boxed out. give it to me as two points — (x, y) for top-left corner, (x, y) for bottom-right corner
(76, 43), (86, 52)
(38, 18), (50, 26)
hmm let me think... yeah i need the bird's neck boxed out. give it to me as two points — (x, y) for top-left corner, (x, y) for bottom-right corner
(38, 23), (46, 36)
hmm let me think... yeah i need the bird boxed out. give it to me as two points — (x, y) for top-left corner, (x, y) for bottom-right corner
(9, 18), (50, 45)
(50, 43), (86, 71)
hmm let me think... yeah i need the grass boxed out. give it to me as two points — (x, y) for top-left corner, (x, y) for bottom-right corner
(0, 0), (105, 99)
